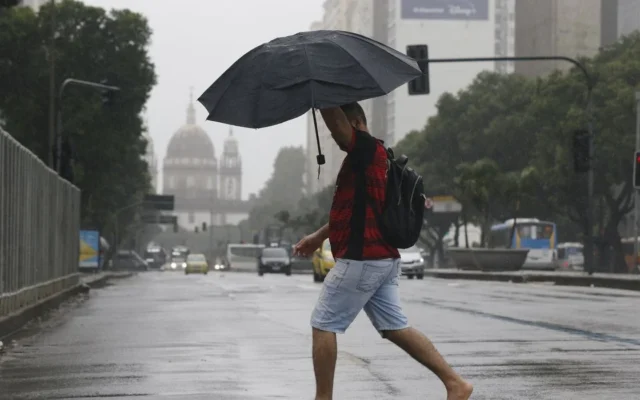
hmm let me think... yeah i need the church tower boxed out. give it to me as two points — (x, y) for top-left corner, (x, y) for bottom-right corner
(219, 126), (242, 201)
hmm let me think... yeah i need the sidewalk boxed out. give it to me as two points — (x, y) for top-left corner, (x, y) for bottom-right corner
(424, 269), (640, 291)
(1, 271), (135, 340)
(80, 271), (135, 287)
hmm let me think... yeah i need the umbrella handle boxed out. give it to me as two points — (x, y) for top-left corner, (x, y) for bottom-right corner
(312, 108), (325, 179)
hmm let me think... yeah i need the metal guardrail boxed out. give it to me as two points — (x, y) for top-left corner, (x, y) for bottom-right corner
(0, 127), (81, 318)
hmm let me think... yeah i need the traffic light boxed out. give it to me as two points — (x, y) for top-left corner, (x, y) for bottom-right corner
(407, 44), (430, 95)
(202, 222), (207, 232)
(572, 129), (591, 173)
(634, 152), (640, 189)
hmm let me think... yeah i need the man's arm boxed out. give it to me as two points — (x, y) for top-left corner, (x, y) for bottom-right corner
(315, 223), (330, 241)
(319, 107), (353, 150)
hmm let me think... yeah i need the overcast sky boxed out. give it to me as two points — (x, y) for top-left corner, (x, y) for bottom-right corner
(82, 0), (325, 199)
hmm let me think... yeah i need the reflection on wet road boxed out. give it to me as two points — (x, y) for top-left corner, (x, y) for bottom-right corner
(1, 271), (639, 399)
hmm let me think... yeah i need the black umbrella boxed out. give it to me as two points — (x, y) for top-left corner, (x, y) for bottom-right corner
(198, 30), (422, 166)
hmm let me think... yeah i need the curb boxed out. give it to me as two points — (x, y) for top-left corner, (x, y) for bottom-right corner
(0, 283), (89, 340)
(423, 270), (640, 292)
(0, 272), (134, 340)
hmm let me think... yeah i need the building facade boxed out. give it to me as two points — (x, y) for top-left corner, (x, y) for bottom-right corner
(494, 0), (515, 73)
(514, 0), (601, 77)
(19, 0), (46, 10)
(602, 0), (640, 46)
(162, 94), (251, 231)
(387, 0), (500, 145)
(306, 0), (511, 192)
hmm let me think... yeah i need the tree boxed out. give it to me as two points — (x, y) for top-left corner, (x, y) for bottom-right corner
(395, 32), (640, 272)
(528, 33), (640, 272)
(246, 146), (306, 230)
(0, 0), (157, 242)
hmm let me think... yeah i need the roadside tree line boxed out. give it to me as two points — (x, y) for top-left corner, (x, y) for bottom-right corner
(0, 0), (156, 245)
(400, 33), (640, 272)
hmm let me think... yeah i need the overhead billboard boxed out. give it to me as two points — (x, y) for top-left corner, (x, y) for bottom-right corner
(79, 230), (100, 269)
(401, 0), (489, 20)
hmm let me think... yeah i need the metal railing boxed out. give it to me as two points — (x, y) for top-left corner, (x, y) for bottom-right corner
(0, 127), (81, 319)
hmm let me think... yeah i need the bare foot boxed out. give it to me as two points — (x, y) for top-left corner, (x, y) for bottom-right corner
(447, 379), (473, 400)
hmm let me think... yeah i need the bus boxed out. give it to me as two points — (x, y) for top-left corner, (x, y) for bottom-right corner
(489, 218), (557, 270)
(556, 242), (584, 271)
(226, 243), (265, 272)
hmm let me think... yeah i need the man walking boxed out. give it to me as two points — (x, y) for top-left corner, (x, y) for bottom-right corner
(293, 103), (473, 400)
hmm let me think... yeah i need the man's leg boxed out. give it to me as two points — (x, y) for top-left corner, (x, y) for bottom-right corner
(312, 328), (337, 400)
(384, 328), (473, 400)
(309, 259), (382, 400)
(363, 260), (473, 400)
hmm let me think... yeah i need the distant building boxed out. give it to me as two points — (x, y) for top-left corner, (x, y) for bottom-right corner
(306, 1), (512, 194)
(514, 0), (601, 77)
(19, 0), (46, 10)
(601, 0), (640, 46)
(162, 92), (250, 231)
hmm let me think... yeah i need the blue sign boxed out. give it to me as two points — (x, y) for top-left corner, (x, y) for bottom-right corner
(79, 230), (100, 269)
(401, 0), (489, 20)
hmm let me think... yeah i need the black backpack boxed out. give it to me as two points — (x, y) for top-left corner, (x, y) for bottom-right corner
(368, 147), (425, 249)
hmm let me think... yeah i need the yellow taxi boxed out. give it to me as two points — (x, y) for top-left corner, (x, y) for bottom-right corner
(312, 239), (334, 282)
(185, 253), (209, 275)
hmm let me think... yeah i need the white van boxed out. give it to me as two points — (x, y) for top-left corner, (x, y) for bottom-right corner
(226, 243), (264, 272)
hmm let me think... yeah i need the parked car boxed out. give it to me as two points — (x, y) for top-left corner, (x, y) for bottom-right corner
(312, 239), (334, 282)
(112, 250), (149, 271)
(185, 253), (209, 275)
(258, 247), (292, 276)
(399, 245), (425, 279)
(143, 247), (167, 269)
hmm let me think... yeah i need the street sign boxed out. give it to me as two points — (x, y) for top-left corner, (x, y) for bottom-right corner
(144, 194), (174, 211)
(141, 214), (177, 224)
(424, 197), (434, 209)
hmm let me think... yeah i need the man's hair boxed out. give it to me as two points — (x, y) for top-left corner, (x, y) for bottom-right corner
(340, 102), (367, 126)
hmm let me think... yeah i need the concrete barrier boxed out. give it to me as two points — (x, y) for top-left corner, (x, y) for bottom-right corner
(423, 269), (640, 291)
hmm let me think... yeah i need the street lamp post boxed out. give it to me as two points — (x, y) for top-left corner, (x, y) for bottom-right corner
(419, 55), (595, 274)
(55, 78), (120, 174)
(48, 0), (56, 169)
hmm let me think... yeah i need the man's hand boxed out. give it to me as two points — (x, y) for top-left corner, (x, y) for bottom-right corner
(293, 224), (329, 257)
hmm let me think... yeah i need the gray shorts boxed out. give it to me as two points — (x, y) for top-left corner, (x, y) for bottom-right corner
(310, 258), (409, 335)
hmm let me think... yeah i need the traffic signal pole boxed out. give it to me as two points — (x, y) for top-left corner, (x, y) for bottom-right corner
(56, 78), (120, 174)
(414, 55), (595, 274)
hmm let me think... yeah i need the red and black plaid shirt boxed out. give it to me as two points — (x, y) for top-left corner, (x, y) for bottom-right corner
(329, 130), (400, 261)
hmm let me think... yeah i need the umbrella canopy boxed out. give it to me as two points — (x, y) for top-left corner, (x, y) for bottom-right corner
(198, 30), (422, 129)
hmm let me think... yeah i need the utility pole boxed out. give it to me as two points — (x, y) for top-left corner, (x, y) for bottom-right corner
(48, 0), (56, 169)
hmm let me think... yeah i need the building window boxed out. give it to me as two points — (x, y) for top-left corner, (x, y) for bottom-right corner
(207, 177), (214, 190)
(168, 176), (175, 189)
(186, 176), (195, 188)
(188, 212), (195, 224)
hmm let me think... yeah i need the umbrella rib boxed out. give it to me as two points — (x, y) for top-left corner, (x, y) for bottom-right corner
(324, 36), (379, 91)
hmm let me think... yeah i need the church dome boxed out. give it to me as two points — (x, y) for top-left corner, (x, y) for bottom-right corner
(165, 92), (216, 167)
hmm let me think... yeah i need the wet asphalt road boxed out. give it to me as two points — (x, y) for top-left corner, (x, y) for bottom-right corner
(1, 271), (639, 400)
